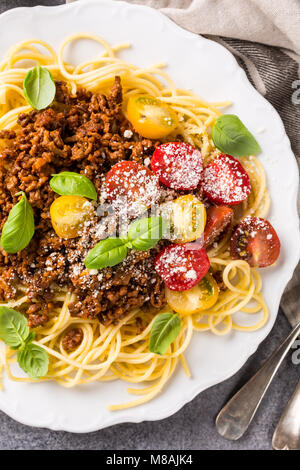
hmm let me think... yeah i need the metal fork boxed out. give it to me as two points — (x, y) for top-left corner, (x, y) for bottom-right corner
(272, 377), (300, 449)
(215, 320), (300, 441)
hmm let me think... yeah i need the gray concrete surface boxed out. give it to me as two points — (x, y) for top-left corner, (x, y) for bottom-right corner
(0, 0), (298, 451)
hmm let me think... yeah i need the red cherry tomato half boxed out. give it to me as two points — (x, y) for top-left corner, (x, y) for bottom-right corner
(151, 142), (203, 190)
(202, 154), (251, 205)
(203, 205), (234, 248)
(105, 160), (160, 217)
(154, 243), (210, 291)
(230, 216), (280, 267)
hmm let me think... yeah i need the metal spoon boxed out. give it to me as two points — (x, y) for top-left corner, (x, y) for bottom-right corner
(216, 320), (300, 440)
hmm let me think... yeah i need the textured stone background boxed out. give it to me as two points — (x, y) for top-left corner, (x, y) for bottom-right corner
(0, 0), (298, 451)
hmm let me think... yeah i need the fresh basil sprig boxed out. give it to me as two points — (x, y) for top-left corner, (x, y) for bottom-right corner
(17, 343), (49, 380)
(0, 307), (49, 379)
(23, 65), (56, 110)
(149, 313), (181, 355)
(85, 238), (128, 270)
(128, 216), (166, 251)
(0, 192), (35, 253)
(50, 172), (97, 200)
(212, 114), (261, 157)
(84, 216), (165, 269)
(0, 306), (30, 349)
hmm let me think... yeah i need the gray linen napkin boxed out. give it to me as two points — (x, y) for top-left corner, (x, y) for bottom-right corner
(67, 0), (300, 324)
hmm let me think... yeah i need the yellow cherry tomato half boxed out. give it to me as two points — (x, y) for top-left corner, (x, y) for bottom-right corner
(127, 95), (178, 139)
(165, 273), (219, 315)
(165, 195), (206, 244)
(50, 195), (94, 239)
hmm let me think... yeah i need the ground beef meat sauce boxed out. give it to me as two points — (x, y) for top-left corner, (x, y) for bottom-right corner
(0, 77), (168, 327)
(62, 328), (83, 352)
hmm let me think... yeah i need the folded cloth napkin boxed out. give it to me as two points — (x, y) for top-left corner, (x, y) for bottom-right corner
(67, 0), (300, 324)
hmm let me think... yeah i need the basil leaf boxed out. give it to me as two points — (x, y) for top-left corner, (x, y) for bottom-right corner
(85, 238), (128, 269)
(85, 217), (166, 269)
(149, 313), (181, 355)
(0, 307), (30, 349)
(0, 191), (35, 253)
(212, 114), (261, 157)
(50, 172), (97, 200)
(23, 65), (56, 110)
(128, 216), (166, 251)
(17, 343), (49, 379)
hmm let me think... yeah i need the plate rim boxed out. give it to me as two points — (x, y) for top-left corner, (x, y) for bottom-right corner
(0, 0), (299, 432)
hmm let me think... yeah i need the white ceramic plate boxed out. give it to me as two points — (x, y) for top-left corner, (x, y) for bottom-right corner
(0, 0), (299, 432)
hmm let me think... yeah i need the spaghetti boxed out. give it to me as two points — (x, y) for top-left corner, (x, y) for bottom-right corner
(0, 34), (270, 410)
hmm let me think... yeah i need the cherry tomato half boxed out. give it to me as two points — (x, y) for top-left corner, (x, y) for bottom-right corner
(168, 195), (206, 244)
(127, 95), (178, 139)
(151, 142), (203, 190)
(105, 160), (160, 218)
(154, 243), (210, 291)
(165, 273), (219, 315)
(230, 216), (280, 267)
(50, 195), (94, 239)
(201, 154), (251, 205)
(203, 205), (234, 248)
